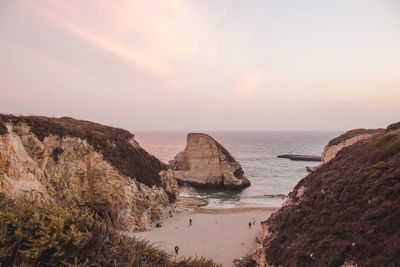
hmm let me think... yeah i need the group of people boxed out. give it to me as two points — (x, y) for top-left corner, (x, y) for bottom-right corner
(248, 217), (256, 228)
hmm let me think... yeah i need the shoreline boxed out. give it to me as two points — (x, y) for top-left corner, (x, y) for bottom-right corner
(194, 205), (278, 214)
(128, 205), (278, 266)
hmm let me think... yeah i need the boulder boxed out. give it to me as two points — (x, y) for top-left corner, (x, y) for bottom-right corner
(170, 133), (250, 189)
(305, 166), (318, 173)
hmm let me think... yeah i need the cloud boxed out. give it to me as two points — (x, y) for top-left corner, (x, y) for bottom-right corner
(56, 22), (169, 80)
(31, 0), (196, 88)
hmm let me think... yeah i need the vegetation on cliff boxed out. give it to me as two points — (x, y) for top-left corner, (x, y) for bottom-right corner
(0, 114), (165, 187)
(326, 128), (383, 147)
(261, 125), (400, 266)
(0, 197), (220, 267)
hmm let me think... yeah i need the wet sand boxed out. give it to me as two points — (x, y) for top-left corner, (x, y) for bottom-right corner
(129, 207), (277, 266)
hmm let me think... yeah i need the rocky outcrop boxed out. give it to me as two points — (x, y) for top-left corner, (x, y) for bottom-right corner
(304, 128), (384, 173)
(252, 123), (400, 267)
(306, 166), (318, 173)
(170, 133), (250, 189)
(321, 128), (384, 163)
(278, 154), (321, 162)
(387, 122), (400, 132)
(0, 115), (179, 230)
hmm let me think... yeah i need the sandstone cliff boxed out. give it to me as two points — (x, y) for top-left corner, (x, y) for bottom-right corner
(250, 122), (400, 267)
(321, 128), (384, 163)
(0, 115), (179, 230)
(170, 133), (250, 189)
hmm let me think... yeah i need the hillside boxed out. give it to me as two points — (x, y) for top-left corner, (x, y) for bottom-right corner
(253, 123), (400, 266)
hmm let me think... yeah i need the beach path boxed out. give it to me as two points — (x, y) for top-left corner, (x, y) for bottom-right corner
(129, 207), (277, 266)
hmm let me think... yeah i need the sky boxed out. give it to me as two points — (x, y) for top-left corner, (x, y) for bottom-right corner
(0, 0), (399, 131)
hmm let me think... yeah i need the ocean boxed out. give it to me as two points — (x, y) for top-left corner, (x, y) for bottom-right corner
(135, 131), (340, 208)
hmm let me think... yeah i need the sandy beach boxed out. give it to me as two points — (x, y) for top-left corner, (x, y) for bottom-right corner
(129, 206), (277, 267)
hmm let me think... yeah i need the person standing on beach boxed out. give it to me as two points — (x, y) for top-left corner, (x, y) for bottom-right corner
(189, 218), (192, 226)
(174, 245), (179, 255)
(248, 222), (252, 228)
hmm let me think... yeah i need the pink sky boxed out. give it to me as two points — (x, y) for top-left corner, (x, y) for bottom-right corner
(0, 1), (399, 131)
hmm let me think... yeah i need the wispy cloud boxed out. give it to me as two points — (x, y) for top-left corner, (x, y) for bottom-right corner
(56, 22), (169, 80)
(32, 0), (196, 88)
(2, 1), (399, 130)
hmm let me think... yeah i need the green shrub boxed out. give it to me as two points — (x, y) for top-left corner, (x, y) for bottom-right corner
(380, 132), (398, 144)
(0, 200), (85, 266)
(0, 199), (221, 267)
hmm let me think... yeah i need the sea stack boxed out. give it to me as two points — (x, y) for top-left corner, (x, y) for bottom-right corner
(170, 133), (251, 189)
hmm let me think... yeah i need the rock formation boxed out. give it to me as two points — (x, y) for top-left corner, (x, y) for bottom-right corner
(0, 115), (179, 230)
(387, 122), (400, 132)
(249, 122), (400, 267)
(170, 133), (250, 189)
(303, 128), (384, 173)
(321, 128), (384, 163)
(278, 154), (321, 162)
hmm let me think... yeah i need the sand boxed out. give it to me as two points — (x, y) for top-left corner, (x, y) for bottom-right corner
(129, 207), (277, 267)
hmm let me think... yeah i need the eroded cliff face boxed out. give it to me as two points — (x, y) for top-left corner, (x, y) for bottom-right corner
(170, 133), (250, 189)
(252, 123), (400, 267)
(321, 129), (384, 164)
(0, 115), (179, 231)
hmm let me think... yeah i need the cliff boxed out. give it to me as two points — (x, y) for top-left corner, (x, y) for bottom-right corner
(0, 115), (179, 230)
(251, 123), (400, 266)
(321, 128), (384, 164)
(171, 133), (251, 189)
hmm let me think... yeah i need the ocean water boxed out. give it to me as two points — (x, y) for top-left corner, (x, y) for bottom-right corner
(135, 132), (339, 208)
